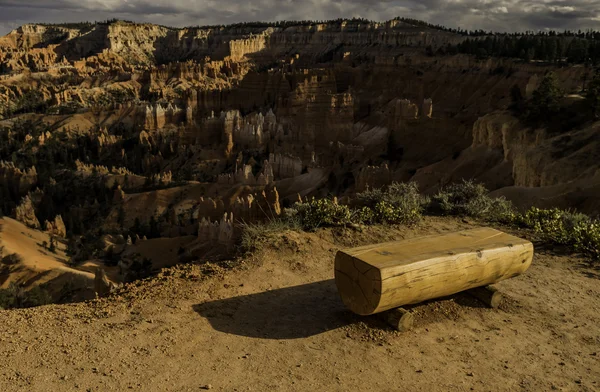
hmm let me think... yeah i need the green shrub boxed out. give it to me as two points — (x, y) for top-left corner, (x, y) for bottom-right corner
(432, 180), (487, 215)
(352, 206), (376, 225)
(0, 283), (52, 310)
(292, 198), (352, 231)
(236, 181), (600, 263)
(474, 196), (517, 223)
(124, 257), (153, 283)
(519, 207), (573, 245)
(1, 253), (23, 265)
(20, 286), (53, 308)
(356, 182), (426, 224)
(0, 284), (17, 309)
(374, 201), (421, 224)
(518, 207), (600, 260)
(431, 180), (516, 222)
(355, 187), (385, 209)
(572, 221), (600, 260)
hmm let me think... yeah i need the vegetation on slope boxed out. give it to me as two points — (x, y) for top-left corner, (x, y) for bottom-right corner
(0, 282), (52, 310)
(451, 35), (600, 64)
(241, 181), (600, 263)
(509, 70), (600, 132)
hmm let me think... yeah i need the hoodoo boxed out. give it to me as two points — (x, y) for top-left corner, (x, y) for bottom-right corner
(334, 228), (534, 315)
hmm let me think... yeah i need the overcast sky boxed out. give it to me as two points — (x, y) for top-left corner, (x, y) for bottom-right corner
(1, 0), (599, 36)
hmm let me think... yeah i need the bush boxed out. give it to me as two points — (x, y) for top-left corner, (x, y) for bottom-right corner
(291, 198), (352, 231)
(1, 253), (23, 265)
(519, 207), (600, 260)
(572, 221), (600, 260)
(356, 182), (426, 225)
(431, 180), (516, 222)
(0, 283), (52, 310)
(125, 257), (153, 283)
(21, 285), (53, 308)
(352, 206), (376, 225)
(355, 187), (385, 209)
(519, 208), (576, 245)
(432, 180), (487, 215)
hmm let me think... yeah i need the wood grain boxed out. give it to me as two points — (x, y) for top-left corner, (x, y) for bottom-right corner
(334, 228), (533, 315)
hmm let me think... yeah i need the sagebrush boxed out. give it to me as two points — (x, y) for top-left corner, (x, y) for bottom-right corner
(237, 180), (600, 262)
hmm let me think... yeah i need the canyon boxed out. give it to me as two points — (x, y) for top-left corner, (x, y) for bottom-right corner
(0, 16), (598, 392)
(0, 18), (598, 295)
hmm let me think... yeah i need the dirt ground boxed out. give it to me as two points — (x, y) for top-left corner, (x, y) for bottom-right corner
(0, 217), (598, 391)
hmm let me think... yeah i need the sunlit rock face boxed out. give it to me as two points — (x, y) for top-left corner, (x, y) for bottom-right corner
(1, 17), (598, 232)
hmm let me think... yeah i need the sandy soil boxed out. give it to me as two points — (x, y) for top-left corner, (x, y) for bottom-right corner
(0, 217), (598, 391)
(0, 217), (92, 289)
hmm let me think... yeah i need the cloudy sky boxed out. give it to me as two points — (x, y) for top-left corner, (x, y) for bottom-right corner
(0, 0), (599, 36)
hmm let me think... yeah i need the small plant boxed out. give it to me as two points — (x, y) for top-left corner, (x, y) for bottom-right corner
(430, 180), (516, 222)
(1, 253), (23, 265)
(352, 206), (376, 225)
(572, 221), (600, 260)
(431, 180), (488, 215)
(355, 187), (385, 208)
(356, 182), (426, 224)
(0, 283), (52, 310)
(125, 257), (153, 282)
(519, 207), (573, 245)
(292, 198), (352, 231)
(239, 219), (301, 254)
(518, 207), (600, 260)
(48, 237), (57, 253)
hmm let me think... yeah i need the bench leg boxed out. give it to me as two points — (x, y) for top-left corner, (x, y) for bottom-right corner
(380, 307), (414, 332)
(466, 285), (503, 308)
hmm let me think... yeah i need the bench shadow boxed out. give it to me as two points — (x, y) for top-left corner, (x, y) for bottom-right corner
(193, 280), (356, 340)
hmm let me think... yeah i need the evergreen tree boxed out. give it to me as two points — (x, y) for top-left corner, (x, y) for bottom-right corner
(585, 71), (600, 117)
(529, 72), (563, 121)
(48, 237), (56, 253)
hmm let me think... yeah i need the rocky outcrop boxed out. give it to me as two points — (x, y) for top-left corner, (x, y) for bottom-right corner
(0, 162), (38, 196)
(0, 19), (463, 71)
(192, 197), (226, 222)
(217, 164), (256, 185)
(45, 215), (67, 238)
(2, 16), (599, 238)
(265, 153), (303, 180)
(198, 213), (235, 248)
(94, 267), (121, 297)
(15, 195), (40, 229)
(232, 187), (282, 222)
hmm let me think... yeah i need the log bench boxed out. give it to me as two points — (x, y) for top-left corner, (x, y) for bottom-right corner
(334, 228), (533, 329)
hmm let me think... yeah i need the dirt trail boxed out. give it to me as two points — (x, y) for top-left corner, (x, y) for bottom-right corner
(0, 217), (599, 391)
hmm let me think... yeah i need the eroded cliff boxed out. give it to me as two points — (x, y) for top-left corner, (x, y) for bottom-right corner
(1, 18), (599, 289)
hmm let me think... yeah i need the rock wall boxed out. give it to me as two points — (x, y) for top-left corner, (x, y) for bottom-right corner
(15, 195), (40, 229)
(45, 215), (67, 238)
(355, 164), (392, 192)
(0, 162), (38, 196)
(198, 213), (235, 248)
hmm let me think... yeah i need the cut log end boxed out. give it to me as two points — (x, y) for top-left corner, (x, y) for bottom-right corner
(466, 285), (503, 308)
(335, 228), (532, 315)
(380, 307), (414, 332)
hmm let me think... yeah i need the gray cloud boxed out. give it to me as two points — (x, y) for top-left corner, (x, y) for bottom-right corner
(0, 0), (599, 36)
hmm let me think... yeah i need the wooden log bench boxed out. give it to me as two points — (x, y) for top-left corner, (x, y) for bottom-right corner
(334, 228), (534, 329)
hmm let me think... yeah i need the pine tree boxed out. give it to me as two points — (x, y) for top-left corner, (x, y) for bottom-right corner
(529, 72), (563, 121)
(48, 236), (56, 253)
(585, 71), (600, 117)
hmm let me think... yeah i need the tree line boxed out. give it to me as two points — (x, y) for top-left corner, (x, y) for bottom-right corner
(449, 35), (600, 64)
